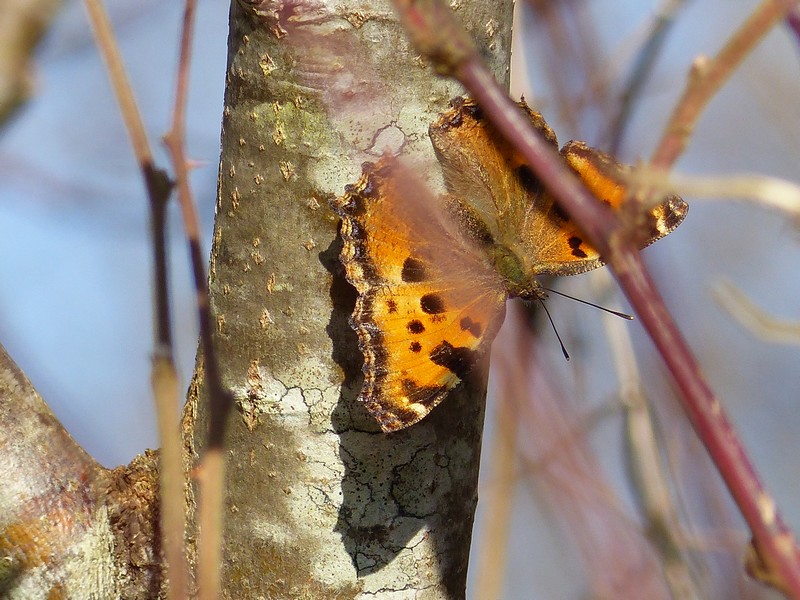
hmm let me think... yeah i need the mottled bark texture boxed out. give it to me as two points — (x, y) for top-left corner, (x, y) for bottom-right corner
(183, 0), (512, 597)
(0, 344), (163, 598)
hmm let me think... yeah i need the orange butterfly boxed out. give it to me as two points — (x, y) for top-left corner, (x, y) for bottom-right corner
(332, 97), (687, 432)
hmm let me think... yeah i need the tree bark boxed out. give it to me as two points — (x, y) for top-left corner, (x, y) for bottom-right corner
(0, 344), (165, 598)
(183, 0), (512, 597)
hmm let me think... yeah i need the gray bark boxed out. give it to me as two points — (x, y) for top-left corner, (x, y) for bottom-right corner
(183, 0), (513, 597)
(0, 344), (162, 598)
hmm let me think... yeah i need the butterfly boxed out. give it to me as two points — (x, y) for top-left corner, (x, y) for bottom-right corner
(331, 97), (687, 432)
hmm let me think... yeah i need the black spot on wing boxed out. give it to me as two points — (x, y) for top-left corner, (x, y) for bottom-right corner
(401, 257), (427, 282)
(459, 316), (483, 338)
(516, 165), (543, 196)
(401, 378), (446, 409)
(386, 299), (398, 314)
(547, 197), (570, 224)
(407, 320), (425, 334)
(453, 96), (482, 121)
(445, 197), (495, 247)
(429, 341), (477, 380)
(410, 341), (422, 353)
(367, 396), (423, 431)
(568, 236), (588, 259)
(420, 293), (446, 315)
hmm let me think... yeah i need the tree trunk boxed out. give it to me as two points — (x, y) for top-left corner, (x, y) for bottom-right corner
(183, 0), (512, 597)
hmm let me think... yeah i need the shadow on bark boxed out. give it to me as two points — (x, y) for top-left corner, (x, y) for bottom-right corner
(321, 237), (484, 597)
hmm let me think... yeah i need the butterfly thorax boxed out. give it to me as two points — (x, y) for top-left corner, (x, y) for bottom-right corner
(488, 243), (543, 301)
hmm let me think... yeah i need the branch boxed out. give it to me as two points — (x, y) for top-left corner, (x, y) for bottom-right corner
(0, 0), (61, 123)
(83, 0), (188, 596)
(160, 1), (234, 598)
(0, 345), (106, 596)
(609, 0), (688, 153)
(712, 280), (800, 345)
(650, 0), (796, 170)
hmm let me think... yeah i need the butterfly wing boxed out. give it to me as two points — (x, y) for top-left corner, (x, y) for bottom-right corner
(428, 96), (559, 247)
(334, 100), (688, 432)
(331, 157), (507, 432)
(522, 141), (688, 276)
(429, 97), (688, 280)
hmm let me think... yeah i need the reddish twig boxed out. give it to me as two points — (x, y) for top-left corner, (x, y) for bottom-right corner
(82, 0), (188, 597)
(472, 390), (518, 598)
(392, 0), (800, 595)
(495, 304), (671, 596)
(609, 0), (688, 154)
(787, 6), (800, 48)
(523, 0), (608, 135)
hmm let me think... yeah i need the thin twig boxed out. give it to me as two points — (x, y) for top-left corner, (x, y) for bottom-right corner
(628, 169), (800, 220)
(524, 0), (606, 134)
(593, 270), (701, 599)
(650, 0), (796, 170)
(713, 280), (800, 345)
(473, 396), (517, 598)
(151, 354), (187, 599)
(609, 0), (687, 154)
(82, 1), (187, 597)
(161, 1), (232, 599)
(499, 305), (667, 596)
(392, 0), (800, 594)
(787, 5), (800, 48)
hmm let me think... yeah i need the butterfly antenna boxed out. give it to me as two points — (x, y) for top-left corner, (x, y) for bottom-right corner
(538, 299), (570, 361)
(544, 287), (634, 320)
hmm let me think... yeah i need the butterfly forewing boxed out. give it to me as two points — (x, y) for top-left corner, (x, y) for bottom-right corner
(429, 97), (559, 252)
(332, 157), (507, 432)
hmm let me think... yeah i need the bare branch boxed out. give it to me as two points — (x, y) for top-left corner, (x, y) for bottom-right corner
(0, 345), (108, 596)
(609, 0), (688, 153)
(713, 280), (800, 345)
(83, 0), (188, 595)
(650, 0), (797, 170)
